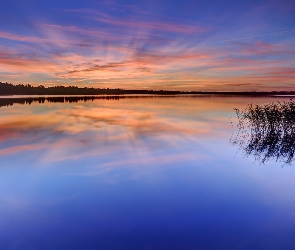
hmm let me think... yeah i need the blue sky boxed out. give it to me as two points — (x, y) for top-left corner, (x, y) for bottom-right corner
(0, 0), (295, 91)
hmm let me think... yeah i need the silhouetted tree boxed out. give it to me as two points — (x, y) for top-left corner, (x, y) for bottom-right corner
(1, 81), (295, 96)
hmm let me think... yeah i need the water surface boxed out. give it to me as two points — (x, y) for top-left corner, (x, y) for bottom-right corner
(0, 96), (295, 249)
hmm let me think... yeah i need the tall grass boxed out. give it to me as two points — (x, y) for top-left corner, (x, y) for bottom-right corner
(232, 100), (295, 165)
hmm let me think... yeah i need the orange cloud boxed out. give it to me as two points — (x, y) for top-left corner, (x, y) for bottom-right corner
(0, 17), (294, 91)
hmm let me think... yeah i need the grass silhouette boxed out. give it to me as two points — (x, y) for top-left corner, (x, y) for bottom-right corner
(232, 100), (295, 165)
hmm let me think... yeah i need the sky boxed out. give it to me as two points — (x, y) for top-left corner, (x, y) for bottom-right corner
(0, 0), (295, 91)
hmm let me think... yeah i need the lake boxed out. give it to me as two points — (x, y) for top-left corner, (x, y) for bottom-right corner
(0, 95), (295, 249)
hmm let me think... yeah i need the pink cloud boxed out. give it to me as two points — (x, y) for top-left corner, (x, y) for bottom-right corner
(65, 8), (206, 34)
(0, 31), (43, 43)
(94, 14), (205, 34)
(0, 50), (60, 73)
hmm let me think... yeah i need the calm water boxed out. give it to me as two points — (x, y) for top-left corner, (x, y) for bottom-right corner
(0, 96), (295, 249)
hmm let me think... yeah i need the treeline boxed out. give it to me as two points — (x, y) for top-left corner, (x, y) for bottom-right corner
(0, 96), (118, 108)
(0, 95), (192, 108)
(0, 82), (295, 96)
(0, 82), (182, 95)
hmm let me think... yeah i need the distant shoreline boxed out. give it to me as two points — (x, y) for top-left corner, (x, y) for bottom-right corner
(1, 82), (294, 96)
(1, 94), (294, 109)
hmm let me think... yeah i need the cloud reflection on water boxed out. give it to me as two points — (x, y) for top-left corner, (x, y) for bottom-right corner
(0, 96), (232, 168)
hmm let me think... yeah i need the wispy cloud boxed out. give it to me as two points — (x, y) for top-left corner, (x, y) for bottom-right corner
(94, 13), (204, 34)
(65, 8), (206, 34)
(0, 0), (294, 90)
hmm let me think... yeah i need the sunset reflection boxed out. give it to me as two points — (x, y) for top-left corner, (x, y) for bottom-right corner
(0, 96), (230, 165)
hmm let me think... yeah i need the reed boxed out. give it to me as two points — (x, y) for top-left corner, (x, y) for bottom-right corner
(232, 100), (295, 164)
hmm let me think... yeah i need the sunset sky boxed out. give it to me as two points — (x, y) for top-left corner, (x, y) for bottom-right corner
(1, 0), (295, 91)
